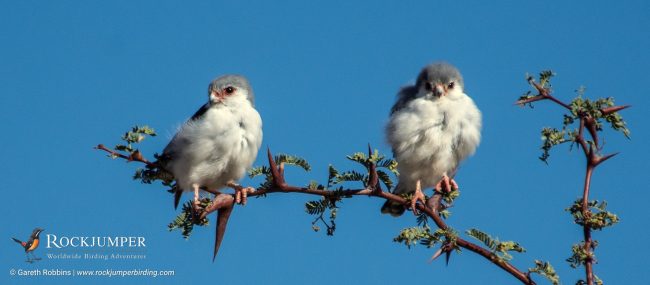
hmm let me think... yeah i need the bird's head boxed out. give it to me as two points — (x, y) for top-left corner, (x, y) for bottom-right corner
(32, 228), (44, 238)
(207, 75), (254, 106)
(415, 62), (464, 101)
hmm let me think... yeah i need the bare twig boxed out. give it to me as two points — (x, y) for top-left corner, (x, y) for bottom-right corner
(95, 144), (156, 167)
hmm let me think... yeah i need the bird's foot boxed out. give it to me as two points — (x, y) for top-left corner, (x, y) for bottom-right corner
(435, 175), (458, 193)
(410, 180), (426, 215)
(227, 182), (256, 205)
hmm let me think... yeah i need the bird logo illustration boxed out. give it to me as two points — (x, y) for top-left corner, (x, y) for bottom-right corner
(12, 228), (44, 263)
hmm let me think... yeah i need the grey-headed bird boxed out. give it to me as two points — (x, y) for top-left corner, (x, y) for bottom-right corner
(382, 63), (481, 216)
(161, 75), (263, 208)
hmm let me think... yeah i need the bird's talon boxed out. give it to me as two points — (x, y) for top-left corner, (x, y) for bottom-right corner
(410, 191), (426, 215)
(234, 186), (255, 205)
(450, 179), (459, 191)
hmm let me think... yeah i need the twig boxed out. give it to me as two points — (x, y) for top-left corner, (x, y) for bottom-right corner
(95, 144), (156, 167)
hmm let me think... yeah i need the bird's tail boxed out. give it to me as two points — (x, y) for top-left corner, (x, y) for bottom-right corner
(380, 183), (407, 217)
(12, 237), (24, 246)
(173, 187), (183, 210)
(381, 200), (406, 217)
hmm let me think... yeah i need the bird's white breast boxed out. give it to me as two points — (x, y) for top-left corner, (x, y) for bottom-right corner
(387, 93), (481, 191)
(167, 102), (263, 191)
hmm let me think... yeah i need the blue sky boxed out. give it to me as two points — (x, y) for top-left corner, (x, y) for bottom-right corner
(2, 1), (648, 284)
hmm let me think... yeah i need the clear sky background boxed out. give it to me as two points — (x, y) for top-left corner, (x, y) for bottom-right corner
(2, 1), (648, 284)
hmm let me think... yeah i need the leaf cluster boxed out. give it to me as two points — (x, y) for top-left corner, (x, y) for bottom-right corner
(521, 71), (630, 163)
(329, 150), (398, 190)
(394, 226), (458, 250)
(168, 199), (211, 239)
(305, 197), (339, 236)
(518, 70), (555, 108)
(528, 260), (560, 285)
(466, 228), (525, 261)
(569, 95), (630, 138)
(248, 153), (312, 189)
(114, 125), (156, 154)
(539, 127), (577, 163)
(133, 167), (175, 187)
(566, 199), (619, 231)
(566, 241), (598, 269)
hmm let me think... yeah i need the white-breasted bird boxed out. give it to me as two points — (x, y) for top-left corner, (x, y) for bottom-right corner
(382, 63), (481, 216)
(161, 75), (263, 208)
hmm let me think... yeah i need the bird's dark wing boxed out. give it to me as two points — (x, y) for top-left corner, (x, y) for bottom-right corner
(190, 103), (210, 121)
(160, 103), (211, 161)
(390, 85), (418, 115)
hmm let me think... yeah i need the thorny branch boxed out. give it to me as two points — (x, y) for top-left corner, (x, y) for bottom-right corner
(95, 144), (536, 285)
(516, 75), (629, 285)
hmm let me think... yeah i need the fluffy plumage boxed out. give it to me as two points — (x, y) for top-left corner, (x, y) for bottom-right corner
(162, 75), (263, 205)
(382, 63), (481, 216)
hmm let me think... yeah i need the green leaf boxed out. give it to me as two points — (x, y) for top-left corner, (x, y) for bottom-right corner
(394, 226), (458, 251)
(566, 241), (597, 268)
(376, 158), (399, 175)
(121, 125), (156, 145)
(376, 170), (394, 190)
(333, 170), (367, 185)
(416, 212), (428, 227)
(346, 152), (368, 166)
(529, 260), (560, 285)
(466, 228), (525, 261)
(305, 197), (339, 236)
(538, 70), (555, 88)
(539, 127), (575, 163)
(566, 199), (619, 230)
(275, 153), (311, 171)
(168, 199), (210, 239)
(327, 164), (339, 189)
(248, 166), (270, 178)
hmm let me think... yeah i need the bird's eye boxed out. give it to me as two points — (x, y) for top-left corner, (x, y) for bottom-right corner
(425, 82), (433, 91)
(447, 82), (455, 89)
(225, 87), (235, 94)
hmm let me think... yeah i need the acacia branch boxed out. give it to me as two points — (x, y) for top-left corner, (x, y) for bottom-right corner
(516, 78), (572, 110)
(95, 144), (536, 285)
(527, 83), (629, 285)
(95, 144), (155, 167)
(243, 148), (536, 284)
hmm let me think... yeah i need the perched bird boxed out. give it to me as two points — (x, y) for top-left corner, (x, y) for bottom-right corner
(12, 228), (44, 262)
(382, 63), (481, 216)
(161, 75), (263, 208)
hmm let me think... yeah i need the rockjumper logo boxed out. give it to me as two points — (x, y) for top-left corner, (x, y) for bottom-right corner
(12, 228), (44, 263)
(46, 234), (146, 248)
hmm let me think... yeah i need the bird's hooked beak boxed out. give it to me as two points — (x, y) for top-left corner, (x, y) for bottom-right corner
(432, 84), (446, 97)
(210, 90), (225, 104)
